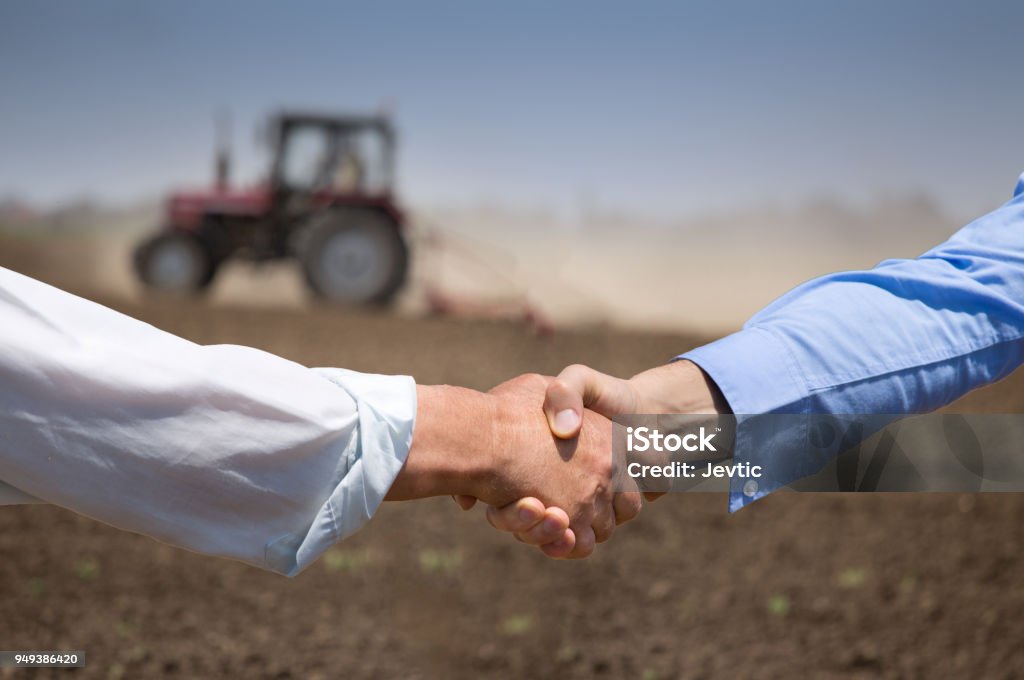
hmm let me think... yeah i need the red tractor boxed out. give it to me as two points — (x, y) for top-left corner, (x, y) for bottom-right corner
(134, 111), (409, 304)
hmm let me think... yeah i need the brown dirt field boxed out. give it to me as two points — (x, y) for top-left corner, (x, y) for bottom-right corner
(1, 242), (1023, 679)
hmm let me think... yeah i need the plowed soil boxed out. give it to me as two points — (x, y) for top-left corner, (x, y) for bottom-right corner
(1, 240), (1022, 679)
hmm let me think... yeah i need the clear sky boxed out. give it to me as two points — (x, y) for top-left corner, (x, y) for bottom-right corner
(2, 0), (1022, 218)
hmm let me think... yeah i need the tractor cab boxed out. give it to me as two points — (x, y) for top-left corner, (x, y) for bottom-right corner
(270, 113), (396, 201)
(134, 110), (409, 305)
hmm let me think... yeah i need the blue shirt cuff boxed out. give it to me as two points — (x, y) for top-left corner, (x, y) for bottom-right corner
(678, 326), (808, 415)
(678, 327), (811, 511)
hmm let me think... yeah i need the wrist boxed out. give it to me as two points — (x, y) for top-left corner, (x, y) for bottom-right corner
(628, 360), (731, 414)
(471, 390), (531, 505)
(386, 384), (499, 500)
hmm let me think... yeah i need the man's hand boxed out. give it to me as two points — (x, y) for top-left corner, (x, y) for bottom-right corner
(483, 374), (642, 558)
(469, 360), (731, 551)
(390, 375), (642, 559)
(545, 360), (729, 497)
(544, 360), (730, 438)
(452, 361), (727, 557)
(451, 493), (579, 558)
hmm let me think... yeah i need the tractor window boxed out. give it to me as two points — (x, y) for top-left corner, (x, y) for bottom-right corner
(281, 126), (332, 190)
(350, 128), (389, 193)
(331, 128), (389, 194)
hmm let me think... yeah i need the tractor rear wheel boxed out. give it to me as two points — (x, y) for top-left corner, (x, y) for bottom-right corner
(300, 211), (408, 305)
(134, 231), (218, 295)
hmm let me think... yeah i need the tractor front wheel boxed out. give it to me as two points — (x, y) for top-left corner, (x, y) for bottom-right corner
(300, 212), (408, 305)
(134, 231), (219, 295)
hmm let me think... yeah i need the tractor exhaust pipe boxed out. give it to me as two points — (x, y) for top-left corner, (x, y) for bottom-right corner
(214, 110), (233, 190)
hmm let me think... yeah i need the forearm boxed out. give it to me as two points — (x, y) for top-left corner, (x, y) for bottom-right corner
(673, 176), (1024, 510)
(386, 385), (498, 501)
(683, 180), (1024, 417)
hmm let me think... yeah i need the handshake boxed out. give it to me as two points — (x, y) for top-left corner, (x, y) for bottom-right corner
(386, 359), (729, 559)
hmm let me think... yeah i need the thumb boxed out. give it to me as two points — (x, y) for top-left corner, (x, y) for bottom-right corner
(543, 378), (585, 438)
(544, 364), (637, 438)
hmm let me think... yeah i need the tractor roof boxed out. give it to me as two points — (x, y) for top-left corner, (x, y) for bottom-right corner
(275, 111), (394, 134)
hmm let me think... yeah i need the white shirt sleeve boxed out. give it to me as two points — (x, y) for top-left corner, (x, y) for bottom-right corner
(0, 267), (416, 576)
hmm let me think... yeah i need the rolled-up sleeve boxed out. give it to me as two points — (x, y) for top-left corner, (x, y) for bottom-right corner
(681, 172), (1024, 510)
(0, 267), (415, 576)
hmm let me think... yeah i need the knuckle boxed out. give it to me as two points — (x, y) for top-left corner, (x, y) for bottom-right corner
(594, 525), (614, 544)
(569, 525), (597, 557)
(519, 372), (547, 390)
(486, 507), (506, 531)
(616, 497), (641, 523)
(523, 524), (549, 544)
(563, 364), (591, 383)
(548, 378), (572, 400)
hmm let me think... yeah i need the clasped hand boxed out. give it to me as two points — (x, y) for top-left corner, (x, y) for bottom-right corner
(455, 361), (728, 559)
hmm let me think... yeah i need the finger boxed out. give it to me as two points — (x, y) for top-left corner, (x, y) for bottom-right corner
(513, 507), (571, 546)
(566, 525), (597, 559)
(613, 491), (643, 525)
(453, 494), (477, 510)
(643, 492), (666, 502)
(485, 497), (547, 533)
(539, 528), (576, 559)
(591, 504), (616, 544)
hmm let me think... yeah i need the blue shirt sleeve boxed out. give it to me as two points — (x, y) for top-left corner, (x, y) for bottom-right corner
(680, 172), (1024, 510)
